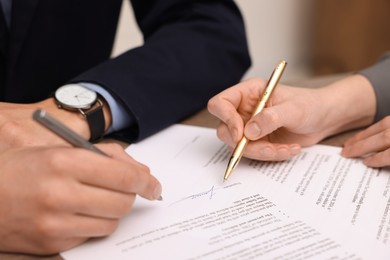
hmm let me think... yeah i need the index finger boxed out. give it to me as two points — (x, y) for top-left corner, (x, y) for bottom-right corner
(344, 116), (390, 147)
(70, 149), (162, 201)
(208, 79), (266, 140)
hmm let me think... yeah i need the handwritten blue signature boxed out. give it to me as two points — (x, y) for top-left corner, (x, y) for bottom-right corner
(169, 183), (241, 207)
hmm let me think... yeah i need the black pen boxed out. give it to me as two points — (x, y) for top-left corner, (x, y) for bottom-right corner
(32, 109), (108, 156)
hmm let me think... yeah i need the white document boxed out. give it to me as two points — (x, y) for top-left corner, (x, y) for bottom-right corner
(61, 124), (390, 260)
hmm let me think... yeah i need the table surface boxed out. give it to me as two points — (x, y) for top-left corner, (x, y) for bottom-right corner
(1, 74), (357, 260)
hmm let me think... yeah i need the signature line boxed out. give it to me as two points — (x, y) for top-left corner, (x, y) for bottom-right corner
(169, 185), (217, 207)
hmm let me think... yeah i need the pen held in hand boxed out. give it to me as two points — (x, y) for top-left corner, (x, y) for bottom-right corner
(223, 60), (287, 181)
(32, 109), (163, 201)
(32, 109), (108, 156)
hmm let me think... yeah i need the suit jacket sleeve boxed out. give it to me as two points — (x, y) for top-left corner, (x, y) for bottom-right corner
(360, 52), (390, 122)
(71, 0), (251, 143)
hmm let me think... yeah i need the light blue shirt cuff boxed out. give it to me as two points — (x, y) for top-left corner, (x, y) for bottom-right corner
(79, 82), (133, 134)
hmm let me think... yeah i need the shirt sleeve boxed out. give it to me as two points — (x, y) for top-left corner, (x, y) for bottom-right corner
(79, 82), (134, 134)
(359, 52), (390, 122)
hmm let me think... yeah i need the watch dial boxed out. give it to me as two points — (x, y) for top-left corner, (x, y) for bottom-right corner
(55, 84), (97, 109)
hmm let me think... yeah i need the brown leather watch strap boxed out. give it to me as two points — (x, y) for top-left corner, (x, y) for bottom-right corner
(82, 98), (105, 142)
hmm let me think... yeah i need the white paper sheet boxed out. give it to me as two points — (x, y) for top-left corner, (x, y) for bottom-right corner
(61, 124), (390, 260)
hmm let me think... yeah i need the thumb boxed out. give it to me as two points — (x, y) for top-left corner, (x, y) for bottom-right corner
(244, 105), (285, 140)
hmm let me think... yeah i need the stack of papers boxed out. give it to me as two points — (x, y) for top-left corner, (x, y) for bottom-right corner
(62, 125), (390, 259)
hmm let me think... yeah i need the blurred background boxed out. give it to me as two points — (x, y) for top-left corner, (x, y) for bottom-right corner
(112, 0), (390, 84)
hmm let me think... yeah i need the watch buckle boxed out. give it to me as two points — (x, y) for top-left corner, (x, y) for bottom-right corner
(78, 98), (104, 117)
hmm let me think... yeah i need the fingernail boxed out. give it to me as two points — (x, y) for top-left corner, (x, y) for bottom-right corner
(261, 147), (274, 157)
(154, 183), (162, 200)
(245, 122), (261, 139)
(290, 144), (301, 155)
(341, 146), (350, 156)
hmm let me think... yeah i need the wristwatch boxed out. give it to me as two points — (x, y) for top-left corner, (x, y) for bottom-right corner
(54, 84), (105, 141)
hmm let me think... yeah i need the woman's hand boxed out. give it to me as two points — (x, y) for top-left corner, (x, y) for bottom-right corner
(208, 75), (376, 161)
(342, 116), (390, 167)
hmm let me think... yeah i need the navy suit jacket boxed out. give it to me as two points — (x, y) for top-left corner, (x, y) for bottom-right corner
(0, 0), (250, 142)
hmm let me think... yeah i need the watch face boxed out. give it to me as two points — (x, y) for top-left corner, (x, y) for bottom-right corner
(55, 84), (97, 109)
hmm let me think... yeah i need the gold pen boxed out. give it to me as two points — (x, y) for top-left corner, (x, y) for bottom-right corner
(223, 60), (287, 181)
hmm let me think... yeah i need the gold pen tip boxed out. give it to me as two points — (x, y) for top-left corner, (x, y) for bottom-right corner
(224, 156), (237, 181)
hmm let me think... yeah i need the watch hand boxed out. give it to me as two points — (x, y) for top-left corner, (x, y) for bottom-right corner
(74, 95), (81, 103)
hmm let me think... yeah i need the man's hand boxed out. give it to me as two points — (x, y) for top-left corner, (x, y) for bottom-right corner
(0, 143), (162, 255)
(0, 97), (111, 151)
